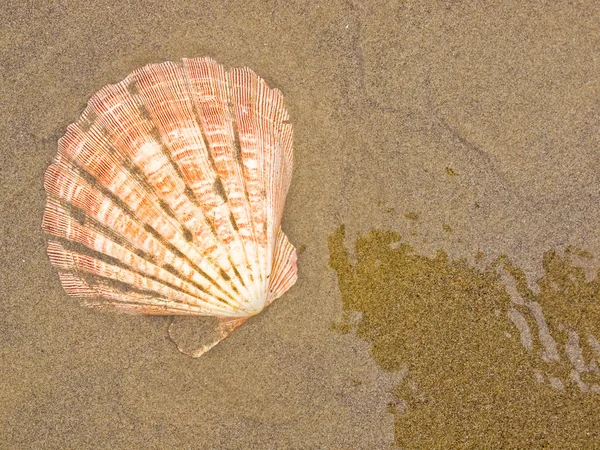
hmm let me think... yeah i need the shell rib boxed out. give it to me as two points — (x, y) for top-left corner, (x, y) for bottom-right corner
(43, 57), (297, 355)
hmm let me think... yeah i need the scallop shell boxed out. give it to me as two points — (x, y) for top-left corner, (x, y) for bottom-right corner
(43, 57), (297, 356)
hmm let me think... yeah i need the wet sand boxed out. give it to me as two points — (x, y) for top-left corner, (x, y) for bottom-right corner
(1, 1), (599, 448)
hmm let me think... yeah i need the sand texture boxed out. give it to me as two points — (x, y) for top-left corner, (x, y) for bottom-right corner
(1, 1), (599, 448)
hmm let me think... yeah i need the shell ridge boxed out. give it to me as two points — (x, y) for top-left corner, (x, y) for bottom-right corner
(267, 229), (298, 303)
(58, 121), (190, 238)
(43, 199), (239, 312)
(228, 68), (270, 302)
(179, 60), (258, 297)
(254, 75), (272, 290)
(222, 66), (265, 295)
(132, 62), (255, 304)
(81, 278), (221, 316)
(48, 240), (243, 316)
(57, 271), (208, 315)
(79, 77), (238, 283)
(66, 82), (251, 308)
(176, 62), (259, 302)
(265, 88), (283, 280)
(245, 74), (291, 297)
(44, 159), (243, 306)
(184, 57), (265, 305)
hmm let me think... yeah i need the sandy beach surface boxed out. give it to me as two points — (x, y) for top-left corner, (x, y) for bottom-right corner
(1, 1), (599, 448)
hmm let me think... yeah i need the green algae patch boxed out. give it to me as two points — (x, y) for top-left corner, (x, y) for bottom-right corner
(328, 225), (600, 448)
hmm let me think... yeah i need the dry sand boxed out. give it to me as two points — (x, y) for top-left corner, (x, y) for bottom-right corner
(1, 1), (599, 448)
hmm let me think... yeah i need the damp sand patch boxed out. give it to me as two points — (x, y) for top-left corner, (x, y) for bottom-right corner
(329, 225), (600, 448)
